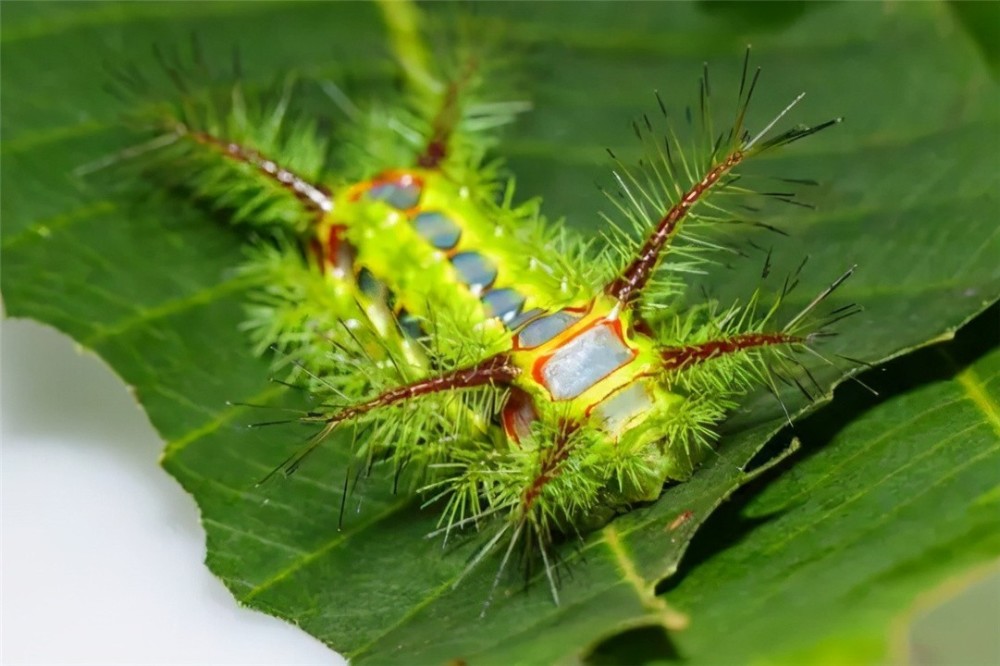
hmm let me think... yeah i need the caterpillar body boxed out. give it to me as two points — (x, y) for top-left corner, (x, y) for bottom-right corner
(122, 17), (851, 603)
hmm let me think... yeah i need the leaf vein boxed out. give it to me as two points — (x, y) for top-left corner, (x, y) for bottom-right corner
(202, 517), (309, 555)
(2, 200), (116, 250)
(603, 524), (688, 631)
(719, 431), (999, 618)
(162, 383), (286, 459)
(761, 420), (992, 557)
(239, 497), (412, 603)
(771, 395), (966, 509)
(955, 365), (1000, 439)
(82, 274), (257, 347)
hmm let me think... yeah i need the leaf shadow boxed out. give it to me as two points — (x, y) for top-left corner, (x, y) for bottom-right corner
(586, 624), (681, 665)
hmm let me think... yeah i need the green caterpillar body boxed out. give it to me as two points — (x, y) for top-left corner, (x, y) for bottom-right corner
(316, 166), (695, 526)
(127, 10), (850, 599)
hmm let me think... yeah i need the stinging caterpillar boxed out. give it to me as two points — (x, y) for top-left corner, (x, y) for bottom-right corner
(112, 7), (857, 608)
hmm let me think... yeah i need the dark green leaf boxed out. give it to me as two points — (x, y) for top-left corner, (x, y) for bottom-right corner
(2, 2), (998, 663)
(590, 309), (1000, 665)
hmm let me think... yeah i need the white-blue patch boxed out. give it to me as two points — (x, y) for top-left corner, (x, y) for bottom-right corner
(541, 324), (633, 400)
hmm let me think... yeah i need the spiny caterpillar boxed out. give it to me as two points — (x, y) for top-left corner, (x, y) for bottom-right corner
(118, 17), (854, 605)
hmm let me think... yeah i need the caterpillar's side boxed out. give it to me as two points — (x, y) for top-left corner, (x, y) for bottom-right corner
(118, 18), (855, 606)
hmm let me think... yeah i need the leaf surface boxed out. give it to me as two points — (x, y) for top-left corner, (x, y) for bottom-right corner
(2, 2), (998, 664)
(590, 312), (1000, 664)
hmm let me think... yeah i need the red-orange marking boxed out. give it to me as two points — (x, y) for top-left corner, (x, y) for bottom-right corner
(667, 510), (694, 531)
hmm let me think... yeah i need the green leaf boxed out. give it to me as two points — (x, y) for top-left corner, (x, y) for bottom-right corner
(2, 2), (997, 664)
(589, 310), (1000, 665)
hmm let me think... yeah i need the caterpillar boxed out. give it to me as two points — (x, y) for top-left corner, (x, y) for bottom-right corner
(115, 8), (854, 607)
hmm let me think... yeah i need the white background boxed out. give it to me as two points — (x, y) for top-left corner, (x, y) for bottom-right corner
(2, 317), (344, 665)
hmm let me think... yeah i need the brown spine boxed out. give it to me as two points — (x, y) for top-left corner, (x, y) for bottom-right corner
(661, 332), (800, 371)
(324, 353), (519, 427)
(190, 131), (333, 217)
(416, 58), (479, 169)
(521, 423), (577, 511)
(605, 151), (744, 305)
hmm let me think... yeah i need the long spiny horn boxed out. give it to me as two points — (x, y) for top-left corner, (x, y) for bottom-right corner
(660, 266), (858, 373)
(604, 149), (746, 305)
(604, 48), (840, 310)
(188, 130), (334, 217)
(259, 353), (520, 484)
(417, 55), (480, 169)
(661, 332), (802, 371)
